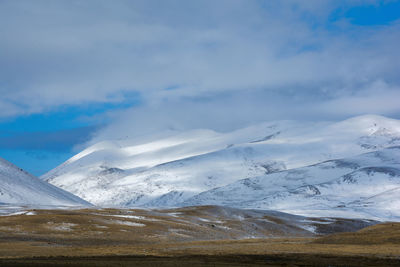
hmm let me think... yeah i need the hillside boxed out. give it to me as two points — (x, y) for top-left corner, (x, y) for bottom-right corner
(182, 146), (400, 221)
(43, 115), (400, 213)
(0, 157), (89, 206)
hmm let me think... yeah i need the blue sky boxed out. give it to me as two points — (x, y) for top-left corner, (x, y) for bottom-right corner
(1, 0), (400, 176)
(342, 1), (400, 25)
(0, 93), (141, 175)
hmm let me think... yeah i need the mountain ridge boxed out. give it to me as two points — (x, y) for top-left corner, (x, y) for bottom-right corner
(42, 115), (400, 220)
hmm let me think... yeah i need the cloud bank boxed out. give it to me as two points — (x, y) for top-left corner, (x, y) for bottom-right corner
(1, 0), (400, 144)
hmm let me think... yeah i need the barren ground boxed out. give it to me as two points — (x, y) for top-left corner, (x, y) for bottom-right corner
(0, 206), (399, 266)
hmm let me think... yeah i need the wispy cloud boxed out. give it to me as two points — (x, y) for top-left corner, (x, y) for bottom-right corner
(1, 0), (399, 143)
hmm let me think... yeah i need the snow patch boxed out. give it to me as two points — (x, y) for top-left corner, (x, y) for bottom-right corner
(111, 220), (146, 227)
(47, 222), (77, 231)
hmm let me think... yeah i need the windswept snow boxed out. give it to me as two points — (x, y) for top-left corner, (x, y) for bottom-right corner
(0, 157), (90, 206)
(42, 115), (400, 220)
(183, 146), (400, 221)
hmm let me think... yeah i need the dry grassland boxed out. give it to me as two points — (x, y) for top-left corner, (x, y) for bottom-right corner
(0, 206), (398, 266)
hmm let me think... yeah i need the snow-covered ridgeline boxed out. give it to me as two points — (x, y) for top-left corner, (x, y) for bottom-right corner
(42, 115), (400, 220)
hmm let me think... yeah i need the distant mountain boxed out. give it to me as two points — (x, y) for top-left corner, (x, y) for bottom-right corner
(181, 146), (400, 221)
(0, 157), (90, 206)
(42, 115), (400, 218)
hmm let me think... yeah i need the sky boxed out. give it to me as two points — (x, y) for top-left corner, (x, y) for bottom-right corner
(0, 0), (400, 176)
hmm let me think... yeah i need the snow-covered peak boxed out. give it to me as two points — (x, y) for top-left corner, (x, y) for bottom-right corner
(327, 114), (400, 135)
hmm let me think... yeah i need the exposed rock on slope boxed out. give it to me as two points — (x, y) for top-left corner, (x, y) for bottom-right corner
(43, 115), (400, 215)
(182, 147), (400, 220)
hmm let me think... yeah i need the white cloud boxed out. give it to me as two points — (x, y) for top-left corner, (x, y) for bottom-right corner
(316, 81), (400, 116)
(1, 0), (399, 141)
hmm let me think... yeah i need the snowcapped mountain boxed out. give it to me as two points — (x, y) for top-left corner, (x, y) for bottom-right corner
(0, 157), (90, 206)
(42, 114), (400, 213)
(182, 146), (400, 221)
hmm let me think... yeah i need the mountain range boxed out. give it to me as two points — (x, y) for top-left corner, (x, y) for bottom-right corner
(39, 115), (400, 220)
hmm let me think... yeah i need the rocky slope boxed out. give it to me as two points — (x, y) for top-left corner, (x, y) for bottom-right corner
(42, 115), (400, 219)
(182, 146), (400, 221)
